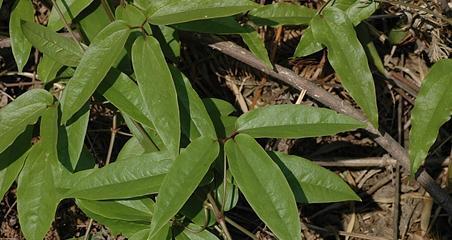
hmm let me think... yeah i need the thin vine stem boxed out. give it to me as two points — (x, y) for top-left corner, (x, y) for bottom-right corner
(206, 193), (232, 240)
(224, 216), (258, 240)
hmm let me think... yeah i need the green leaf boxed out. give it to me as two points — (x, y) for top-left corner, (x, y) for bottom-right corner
(9, 0), (34, 71)
(214, 171), (239, 211)
(57, 103), (90, 172)
(40, 106), (59, 153)
(311, 7), (378, 127)
(151, 25), (180, 61)
(149, 137), (220, 238)
(293, 1), (377, 58)
(129, 229), (151, 240)
(78, 2), (111, 41)
(0, 89), (53, 153)
(240, 30), (272, 68)
(409, 59), (452, 174)
(98, 69), (154, 128)
(171, 67), (217, 140)
(202, 98), (237, 138)
(77, 198), (153, 223)
(293, 28), (324, 57)
(172, 17), (251, 34)
(269, 151), (360, 203)
(37, 55), (63, 83)
(332, 0), (356, 10)
(17, 143), (59, 240)
(115, 4), (147, 27)
(21, 21), (83, 67)
(61, 21), (130, 123)
(225, 134), (301, 240)
(202, 98), (236, 117)
(249, 3), (315, 26)
(133, 0), (155, 14)
(180, 228), (220, 240)
(132, 36), (180, 157)
(76, 199), (150, 236)
(40, 106), (75, 196)
(346, 0), (379, 26)
(180, 188), (216, 227)
(67, 151), (172, 200)
(0, 129), (32, 199)
(149, 0), (259, 25)
(236, 104), (365, 138)
(137, 0), (168, 17)
(116, 137), (146, 162)
(122, 114), (163, 152)
(48, 0), (95, 31)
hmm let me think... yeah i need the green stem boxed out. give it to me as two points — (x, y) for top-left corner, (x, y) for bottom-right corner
(224, 216), (258, 240)
(207, 193), (232, 240)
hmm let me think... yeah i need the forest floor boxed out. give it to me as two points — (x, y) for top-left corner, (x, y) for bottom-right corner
(1, 0), (451, 239)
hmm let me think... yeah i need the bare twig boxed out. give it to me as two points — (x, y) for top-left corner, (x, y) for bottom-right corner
(83, 219), (93, 240)
(186, 34), (452, 215)
(393, 163), (400, 240)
